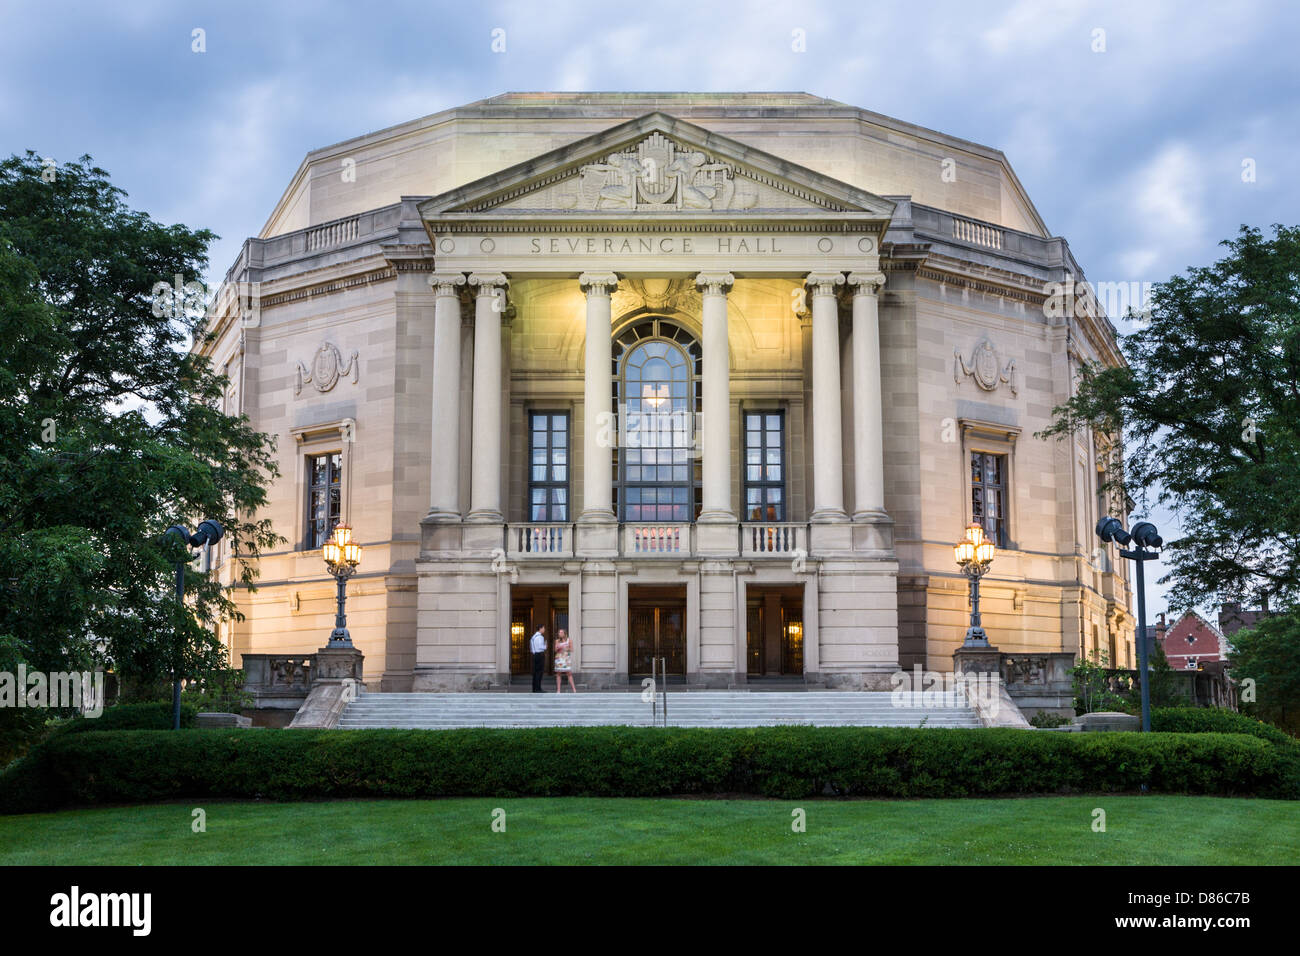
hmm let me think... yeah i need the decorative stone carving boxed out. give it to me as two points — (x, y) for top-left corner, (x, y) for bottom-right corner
(268, 656), (311, 690)
(954, 338), (1017, 395)
(1004, 655), (1046, 685)
(612, 278), (700, 318)
(468, 272), (511, 318)
(695, 271), (735, 296)
(847, 271), (886, 296)
(295, 342), (359, 396)
(805, 271), (845, 297)
(559, 133), (758, 211)
(578, 272), (619, 297)
(427, 272), (467, 298)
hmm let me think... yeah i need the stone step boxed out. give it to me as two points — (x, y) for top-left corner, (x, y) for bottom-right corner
(337, 689), (982, 729)
(338, 723), (983, 729)
(337, 723), (983, 729)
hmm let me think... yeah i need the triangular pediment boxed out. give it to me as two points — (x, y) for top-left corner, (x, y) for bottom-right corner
(420, 112), (895, 224)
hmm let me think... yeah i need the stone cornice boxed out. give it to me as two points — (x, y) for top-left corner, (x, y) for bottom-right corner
(431, 218), (883, 235)
(259, 266), (397, 308)
(883, 251), (1125, 369)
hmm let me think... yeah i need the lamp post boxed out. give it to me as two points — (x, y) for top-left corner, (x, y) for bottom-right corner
(1096, 516), (1161, 733)
(954, 522), (997, 646)
(164, 519), (224, 731)
(322, 524), (362, 647)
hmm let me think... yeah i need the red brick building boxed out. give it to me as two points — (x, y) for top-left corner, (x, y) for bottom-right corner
(1159, 611), (1226, 671)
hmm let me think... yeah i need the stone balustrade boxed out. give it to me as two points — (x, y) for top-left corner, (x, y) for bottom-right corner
(740, 522), (806, 556)
(506, 523), (574, 557)
(624, 523), (691, 555)
(242, 653), (315, 710)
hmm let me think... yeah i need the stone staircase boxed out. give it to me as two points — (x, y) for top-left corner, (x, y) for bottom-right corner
(337, 689), (983, 729)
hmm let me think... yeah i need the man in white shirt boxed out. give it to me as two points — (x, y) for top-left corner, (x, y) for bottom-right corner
(530, 624), (548, 693)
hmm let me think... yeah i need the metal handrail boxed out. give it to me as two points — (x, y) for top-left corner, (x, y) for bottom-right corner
(661, 656), (668, 726)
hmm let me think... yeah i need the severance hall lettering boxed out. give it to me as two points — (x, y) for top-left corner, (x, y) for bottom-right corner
(528, 235), (787, 255)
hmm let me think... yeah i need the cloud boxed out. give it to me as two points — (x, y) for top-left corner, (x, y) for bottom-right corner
(1117, 142), (1208, 276)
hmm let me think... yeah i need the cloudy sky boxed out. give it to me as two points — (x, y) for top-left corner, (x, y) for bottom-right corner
(3, 0), (1297, 620)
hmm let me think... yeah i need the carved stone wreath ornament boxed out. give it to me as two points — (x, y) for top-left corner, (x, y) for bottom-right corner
(954, 338), (1017, 396)
(296, 342), (359, 396)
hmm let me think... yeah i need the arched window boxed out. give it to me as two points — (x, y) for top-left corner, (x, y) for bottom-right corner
(613, 319), (702, 522)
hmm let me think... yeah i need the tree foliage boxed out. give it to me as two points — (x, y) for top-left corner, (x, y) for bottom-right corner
(1229, 611), (1300, 735)
(1041, 224), (1300, 612)
(0, 151), (280, 683)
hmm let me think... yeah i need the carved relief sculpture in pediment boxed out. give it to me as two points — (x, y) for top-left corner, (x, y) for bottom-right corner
(955, 338), (1017, 396)
(559, 133), (758, 212)
(295, 341), (359, 396)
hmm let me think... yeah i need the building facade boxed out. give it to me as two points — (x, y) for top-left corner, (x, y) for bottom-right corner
(1161, 611), (1227, 671)
(200, 93), (1134, 691)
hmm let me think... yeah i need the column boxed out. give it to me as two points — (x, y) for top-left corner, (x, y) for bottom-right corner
(848, 272), (887, 520)
(806, 272), (847, 522)
(426, 272), (466, 521)
(695, 272), (735, 522)
(578, 272), (618, 523)
(467, 273), (508, 522)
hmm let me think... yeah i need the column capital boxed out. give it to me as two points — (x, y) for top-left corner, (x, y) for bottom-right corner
(695, 271), (735, 296)
(578, 272), (619, 297)
(428, 272), (467, 296)
(805, 272), (845, 297)
(468, 272), (509, 294)
(847, 271), (887, 296)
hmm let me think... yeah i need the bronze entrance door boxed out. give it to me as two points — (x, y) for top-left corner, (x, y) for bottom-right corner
(510, 593), (568, 675)
(629, 602), (686, 676)
(746, 589), (804, 676)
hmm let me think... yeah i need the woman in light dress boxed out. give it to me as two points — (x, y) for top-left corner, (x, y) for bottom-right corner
(553, 629), (577, 694)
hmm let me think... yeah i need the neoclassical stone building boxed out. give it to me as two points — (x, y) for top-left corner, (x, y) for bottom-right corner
(201, 92), (1134, 691)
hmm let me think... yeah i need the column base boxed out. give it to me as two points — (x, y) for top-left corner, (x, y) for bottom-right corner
(575, 518), (619, 557)
(576, 509), (616, 525)
(464, 510), (504, 524)
(422, 508), (462, 524)
(810, 508), (850, 524)
(695, 510), (736, 524)
(695, 519), (739, 556)
(852, 508), (891, 523)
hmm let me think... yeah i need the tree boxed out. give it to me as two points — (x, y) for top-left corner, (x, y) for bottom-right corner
(1041, 224), (1300, 611)
(0, 151), (279, 687)
(1228, 613), (1300, 735)
(1144, 640), (1181, 709)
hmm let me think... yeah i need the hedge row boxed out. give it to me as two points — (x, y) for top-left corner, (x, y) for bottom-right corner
(2, 726), (1296, 813)
(1149, 707), (1295, 745)
(62, 702), (198, 734)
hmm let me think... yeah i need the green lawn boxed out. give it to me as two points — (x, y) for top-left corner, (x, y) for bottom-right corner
(1, 796), (1295, 864)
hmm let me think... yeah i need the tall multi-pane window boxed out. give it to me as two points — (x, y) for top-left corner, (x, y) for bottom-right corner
(529, 412), (569, 521)
(306, 452), (342, 549)
(743, 412), (785, 521)
(613, 320), (701, 522)
(970, 451), (1007, 546)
